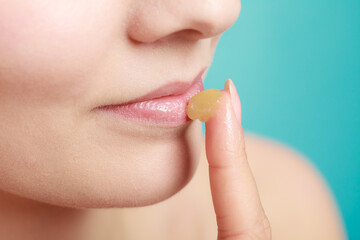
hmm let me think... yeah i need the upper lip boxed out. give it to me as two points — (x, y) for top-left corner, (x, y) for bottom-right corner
(100, 68), (206, 107)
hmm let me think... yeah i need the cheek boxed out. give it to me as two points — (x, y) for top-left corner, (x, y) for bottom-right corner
(0, 1), (119, 105)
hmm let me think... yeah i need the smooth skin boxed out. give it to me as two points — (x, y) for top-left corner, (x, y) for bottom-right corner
(204, 79), (346, 239)
(205, 80), (271, 239)
(95, 81), (346, 240)
(0, 0), (347, 239)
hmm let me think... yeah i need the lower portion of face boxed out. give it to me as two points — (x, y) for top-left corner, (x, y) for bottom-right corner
(0, 0), (239, 208)
(0, 108), (203, 208)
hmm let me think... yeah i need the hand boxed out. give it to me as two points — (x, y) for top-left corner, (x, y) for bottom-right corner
(205, 79), (272, 240)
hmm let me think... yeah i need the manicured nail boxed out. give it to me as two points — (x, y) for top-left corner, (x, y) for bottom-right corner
(224, 78), (242, 125)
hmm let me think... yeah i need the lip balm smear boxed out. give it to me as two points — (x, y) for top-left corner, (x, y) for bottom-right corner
(186, 88), (222, 122)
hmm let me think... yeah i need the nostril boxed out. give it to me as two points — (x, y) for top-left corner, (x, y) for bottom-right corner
(175, 29), (205, 41)
(129, 29), (204, 46)
(126, 1), (241, 44)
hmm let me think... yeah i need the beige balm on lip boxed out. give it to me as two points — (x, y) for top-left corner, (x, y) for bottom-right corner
(186, 88), (223, 122)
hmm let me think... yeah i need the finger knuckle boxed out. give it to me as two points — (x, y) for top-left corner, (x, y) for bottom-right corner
(218, 143), (248, 165)
(258, 214), (272, 239)
(217, 214), (272, 240)
(245, 212), (272, 240)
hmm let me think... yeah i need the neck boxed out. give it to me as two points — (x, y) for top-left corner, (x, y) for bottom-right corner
(0, 190), (123, 240)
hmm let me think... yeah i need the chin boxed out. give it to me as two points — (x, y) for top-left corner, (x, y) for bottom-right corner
(1, 121), (204, 210)
(74, 121), (204, 209)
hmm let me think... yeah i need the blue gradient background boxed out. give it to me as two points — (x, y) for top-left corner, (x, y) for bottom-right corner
(202, 1), (359, 239)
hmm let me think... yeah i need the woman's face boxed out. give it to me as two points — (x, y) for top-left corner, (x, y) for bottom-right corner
(0, 0), (240, 208)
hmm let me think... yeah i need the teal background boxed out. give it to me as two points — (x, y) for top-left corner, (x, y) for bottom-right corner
(202, 1), (359, 239)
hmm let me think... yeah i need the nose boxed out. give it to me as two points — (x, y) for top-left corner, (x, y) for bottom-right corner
(127, 0), (241, 43)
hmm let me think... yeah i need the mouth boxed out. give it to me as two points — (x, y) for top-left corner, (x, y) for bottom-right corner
(94, 68), (206, 127)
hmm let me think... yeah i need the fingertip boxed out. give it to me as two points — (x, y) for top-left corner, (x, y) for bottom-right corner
(205, 89), (243, 165)
(205, 88), (236, 131)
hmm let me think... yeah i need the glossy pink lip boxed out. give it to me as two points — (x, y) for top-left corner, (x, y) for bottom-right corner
(96, 69), (205, 127)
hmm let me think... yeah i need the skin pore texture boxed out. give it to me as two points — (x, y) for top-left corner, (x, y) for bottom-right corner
(0, 1), (347, 240)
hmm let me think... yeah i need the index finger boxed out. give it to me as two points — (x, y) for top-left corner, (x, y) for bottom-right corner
(205, 79), (271, 239)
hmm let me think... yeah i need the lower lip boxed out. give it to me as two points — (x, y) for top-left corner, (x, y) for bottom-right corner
(96, 77), (204, 127)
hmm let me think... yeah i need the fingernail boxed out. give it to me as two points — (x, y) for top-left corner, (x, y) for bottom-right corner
(224, 78), (242, 125)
